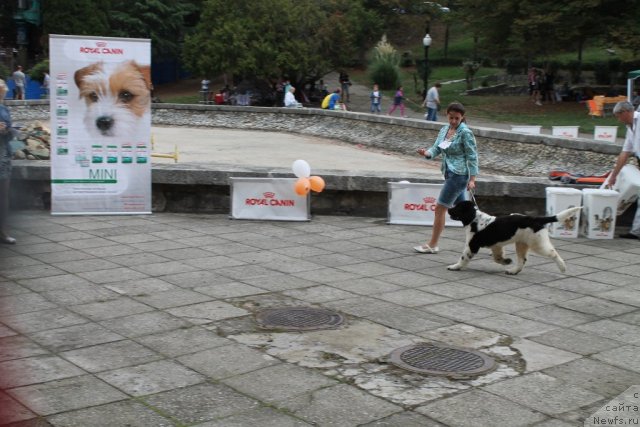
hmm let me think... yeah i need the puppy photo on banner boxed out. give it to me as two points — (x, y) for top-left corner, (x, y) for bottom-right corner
(49, 35), (152, 215)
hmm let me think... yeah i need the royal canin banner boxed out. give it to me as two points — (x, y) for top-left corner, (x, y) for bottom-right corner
(231, 178), (310, 221)
(49, 34), (151, 215)
(388, 182), (464, 226)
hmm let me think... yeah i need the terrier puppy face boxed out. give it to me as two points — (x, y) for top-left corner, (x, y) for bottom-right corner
(74, 60), (151, 138)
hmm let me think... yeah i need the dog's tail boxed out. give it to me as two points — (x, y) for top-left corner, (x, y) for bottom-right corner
(549, 206), (582, 224)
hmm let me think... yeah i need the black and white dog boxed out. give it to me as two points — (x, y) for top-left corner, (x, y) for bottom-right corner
(447, 201), (582, 275)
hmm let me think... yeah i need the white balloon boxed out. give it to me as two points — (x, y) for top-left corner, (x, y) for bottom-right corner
(292, 159), (311, 178)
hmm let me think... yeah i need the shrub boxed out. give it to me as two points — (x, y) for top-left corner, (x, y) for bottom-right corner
(0, 63), (9, 81)
(29, 59), (49, 83)
(369, 35), (401, 90)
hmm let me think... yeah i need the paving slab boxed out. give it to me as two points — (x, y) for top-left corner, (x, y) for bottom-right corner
(46, 400), (176, 427)
(416, 389), (547, 427)
(141, 382), (260, 425)
(542, 358), (640, 398)
(7, 375), (127, 416)
(96, 360), (206, 396)
(281, 383), (402, 426)
(221, 364), (337, 405)
(482, 372), (605, 415)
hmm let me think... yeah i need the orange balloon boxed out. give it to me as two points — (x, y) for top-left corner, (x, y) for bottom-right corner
(309, 176), (325, 193)
(294, 177), (310, 196)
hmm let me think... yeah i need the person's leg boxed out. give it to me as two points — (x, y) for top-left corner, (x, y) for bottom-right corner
(400, 103), (405, 117)
(0, 178), (13, 241)
(426, 108), (435, 121)
(427, 204), (447, 247)
(388, 104), (397, 115)
(629, 205), (640, 237)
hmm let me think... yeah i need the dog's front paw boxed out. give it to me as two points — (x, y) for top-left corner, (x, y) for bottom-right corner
(505, 268), (521, 275)
(447, 263), (462, 271)
(503, 258), (513, 265)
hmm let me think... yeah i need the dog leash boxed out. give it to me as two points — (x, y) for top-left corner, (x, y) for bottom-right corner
(469, 188), (479, 208)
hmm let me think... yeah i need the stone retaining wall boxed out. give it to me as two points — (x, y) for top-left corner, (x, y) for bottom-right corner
(9, 100), (619, 177)
(9, 101), (634, 223)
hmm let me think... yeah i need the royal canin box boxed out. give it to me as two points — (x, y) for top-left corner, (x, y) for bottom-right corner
(546, 187), (582, 238)
(610, 164), (640, 215)
(581, 189), (619, 239)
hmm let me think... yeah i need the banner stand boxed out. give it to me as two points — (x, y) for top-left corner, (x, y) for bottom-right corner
(49, 34), (152, 215)
(387, 182), (464, 227)
(230, 177), (310, 221)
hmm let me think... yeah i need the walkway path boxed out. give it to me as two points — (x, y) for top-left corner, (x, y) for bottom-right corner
(2, 211), (640, 425)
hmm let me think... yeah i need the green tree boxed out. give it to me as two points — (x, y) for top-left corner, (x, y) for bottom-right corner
(42, 0), (110, 39)
(41, 0), (199, 59)
(108, 0), (199, 58)
(183, 0), (383, 87)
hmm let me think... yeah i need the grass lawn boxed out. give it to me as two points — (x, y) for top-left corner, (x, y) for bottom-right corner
(352, 65), (621, 134)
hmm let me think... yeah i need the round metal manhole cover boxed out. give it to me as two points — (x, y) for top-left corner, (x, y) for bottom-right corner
(389, 342), (496, 377)
(255, 307), (345, 331)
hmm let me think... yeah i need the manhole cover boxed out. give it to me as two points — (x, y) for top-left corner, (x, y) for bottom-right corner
(389, 342), (496, 377)
(255, 307), (345, 331)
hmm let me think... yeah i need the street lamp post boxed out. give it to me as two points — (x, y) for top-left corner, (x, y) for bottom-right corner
(423, 26), (432, 99)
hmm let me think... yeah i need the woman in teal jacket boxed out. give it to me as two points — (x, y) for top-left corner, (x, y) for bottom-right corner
(414, 101), (478, 254)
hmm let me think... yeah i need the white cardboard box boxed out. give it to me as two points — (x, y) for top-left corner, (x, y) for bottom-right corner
(581, 189), (619, 239)
(611, 164), (640, 215)
(552, 126), (579, 138)
(230, 177), (310, 221)
(546, 187), (582, 238)
(387, 182), (464, 226)
(593, 126), (618, 143)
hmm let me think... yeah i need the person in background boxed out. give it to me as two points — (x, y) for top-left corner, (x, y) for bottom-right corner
(424, 82), (442, 121)
(0, 79), (16, 244)
(42, 72), (50, 99)
(387, 86), (406, 117)
(322, 88), (342, 110)
(370, 83), (382, 113)
(284, 86), (303, 108)
(608, 101), (640, 239)
(528, 67), (537, 102)
(414, 101), (478, 253)
(320, 79), (328, 98)
(339, 71), (351, 103)
(200, 78), (210, 103)
(12, 65), (26, 100)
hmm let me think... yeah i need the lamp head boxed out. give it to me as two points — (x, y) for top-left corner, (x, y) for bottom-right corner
(423, 34), (432, 47)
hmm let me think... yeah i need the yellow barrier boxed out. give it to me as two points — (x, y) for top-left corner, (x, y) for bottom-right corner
(150, 135), (179, 163)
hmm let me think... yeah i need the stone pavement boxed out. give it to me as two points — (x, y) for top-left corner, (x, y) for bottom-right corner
(2, 211), (640, 426)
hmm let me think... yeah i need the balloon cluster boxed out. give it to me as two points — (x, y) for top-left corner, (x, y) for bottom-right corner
(292, 160), (325, 196)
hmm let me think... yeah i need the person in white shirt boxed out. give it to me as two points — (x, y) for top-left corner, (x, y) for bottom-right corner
(12, 66), (26, 100)
(284, 86), (302, 108)
(609, 101), (640, 239)
(424, 82), (441, 121)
